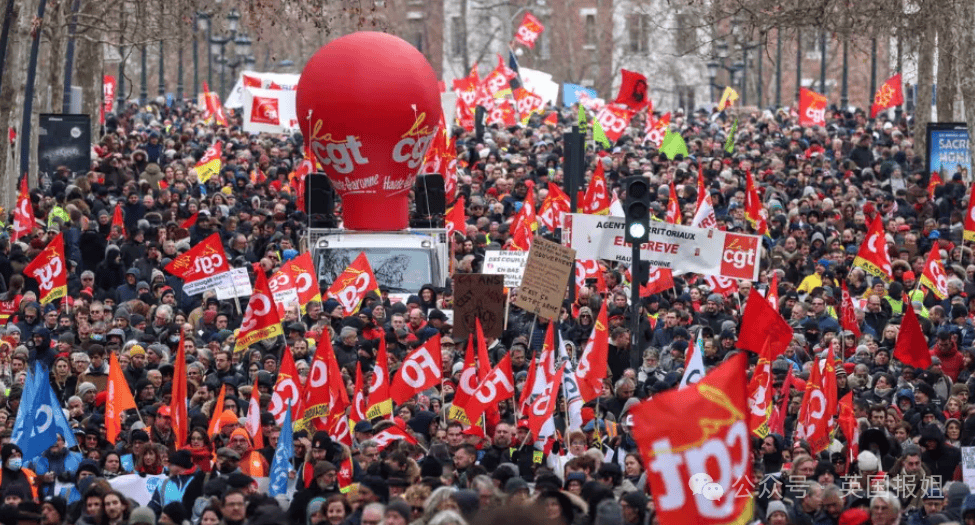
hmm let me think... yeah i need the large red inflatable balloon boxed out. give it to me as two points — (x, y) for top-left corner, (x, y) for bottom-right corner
(296, 32), (441, 231)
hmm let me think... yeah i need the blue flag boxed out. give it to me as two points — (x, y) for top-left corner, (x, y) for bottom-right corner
(13, 363), (78, 461)
(563, 83), (597, 107)
(268, 404), (294, 496)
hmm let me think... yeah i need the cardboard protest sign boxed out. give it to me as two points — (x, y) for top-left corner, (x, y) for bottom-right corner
(452, 274), (505, 339)
(510, 237), (575, 320)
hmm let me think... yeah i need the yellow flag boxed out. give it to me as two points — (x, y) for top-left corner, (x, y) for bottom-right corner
(718, 86), (739, 111)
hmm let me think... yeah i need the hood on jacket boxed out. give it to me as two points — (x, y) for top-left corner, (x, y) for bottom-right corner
(920, 425), (947, 455)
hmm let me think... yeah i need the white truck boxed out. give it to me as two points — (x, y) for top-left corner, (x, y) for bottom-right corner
(309, 228), (451, 299)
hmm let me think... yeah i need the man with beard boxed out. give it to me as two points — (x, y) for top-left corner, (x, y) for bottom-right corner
(889, 445), (934, 511)
(290, 461), (339, 525)
(479, 423), (514, 471)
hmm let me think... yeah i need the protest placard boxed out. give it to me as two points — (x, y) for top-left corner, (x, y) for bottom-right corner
(482, 250), (529, 287)
(452, 274), (505, 339)
(510, 237), (575, 320)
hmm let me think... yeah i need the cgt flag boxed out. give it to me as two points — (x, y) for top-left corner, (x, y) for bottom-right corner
(852, 214), (893, 281)
(631, 354), (753, 525)
(920, 245), (949, 299)
(326, 252), (380, 316)
(195, 142), (222, 184)
(12, 176), (33, 241)
(613, 69), (649, 110)
(164, 232), (230, 285)
(23, 232), (67, 305)
(582, 161), (611, 215)
(514, 12), (544, 48)
(234, 269), (284, 353)
(965, 182), (975, 242)
(798, 88), (827, 128)
(366, 337), (393, 420)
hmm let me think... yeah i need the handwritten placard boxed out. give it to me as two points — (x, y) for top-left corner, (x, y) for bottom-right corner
(510, 237), (575, 320)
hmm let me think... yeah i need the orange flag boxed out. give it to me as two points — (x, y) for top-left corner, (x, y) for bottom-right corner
(106, 353), (137, 444)
(108, 203), (126, 241)
(207, 384), (227, 437)
(169, 332), (189, 448)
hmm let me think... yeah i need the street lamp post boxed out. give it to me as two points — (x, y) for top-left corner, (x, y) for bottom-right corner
(209, 9), (241, 99)
(841, 38), (849, 109)
(707, 61), (719, 102)
(795, 30), (802, 102)
(117, 45), (125, 109)
(140, 44), (147, 105)
(158, 39), (165, 97)
(819, 32), (827, 93)
(775, 31), (782, 107)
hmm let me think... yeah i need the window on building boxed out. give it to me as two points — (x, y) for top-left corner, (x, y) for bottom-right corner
(627, 14), (650, 53)
(585, 14), (597, 46)
(451, 16), (465, 57)
(675, 14), (696, 56)
(677, 85), (695, 111)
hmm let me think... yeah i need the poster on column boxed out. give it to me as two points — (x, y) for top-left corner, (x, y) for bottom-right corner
(926, 123), (972, 182)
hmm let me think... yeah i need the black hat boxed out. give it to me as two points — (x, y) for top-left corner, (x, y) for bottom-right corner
(169, 449), (194, 469)
(360, 475), (389, 503)
(227, 472), (255, 489)
(162, 502), (187, 524)
(130, 429), (150, 443)
(41, 497), (67, 520)
(312, 431), (332, 450)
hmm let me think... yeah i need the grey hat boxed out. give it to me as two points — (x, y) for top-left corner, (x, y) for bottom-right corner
(339, 326), (358, 339)
(766, 501), (789, 519)
(77, 382), (97, 396)
(594, 500), (623, 525)
(129, 507), (156, 525)
(707, 293), (724, 304)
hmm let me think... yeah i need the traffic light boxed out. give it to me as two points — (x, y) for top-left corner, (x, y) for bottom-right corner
(623, 176), (651, 244)
(634, 260), (651, 285)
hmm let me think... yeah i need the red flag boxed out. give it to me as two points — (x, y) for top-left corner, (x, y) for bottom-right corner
(270, 350), (301, 425)
(893, 299), (932, 369)
(350, 362), (368, 424)
(575, 260), (607, 297)
(838, 392), (859, 466)
(326, 252), (380, 316)
(738, 289), (793, 356)
(767, 273), (780, 308)
(486, 99), (518, 127)
(744, 170), (768, 235)
(12, 176), (33, 241)
(202, 81), (228, 126)
(614, 69), (649, 110)
(444, 134), (459, 203)
(372, 426), (418, 451)
(594, 104), (636, 143)
(527, 363), (565, 437)
(665, 182), (681, 224)
(106, 353), (137, 444)
(108, 203), (126, 241)
(234, 270), (284, 353)
(170, 331), (189, 448)
(280, 252), (322, 312)
(391, 334), (443, 404)
(246, 378), (264, 449)
(509, 217), (534, 251)
(871, 73), (904, 118)
(575, 303), (609, 402)
(207, 384), (227, 438)
(464, 354), (514, 422)
(338, 456), (354, 493)
(840, 281), (862, 340)
(23, 232), (67, 305)
(179, 212), (199, 229)
(366, 337), (393, 420)
(518, 351), (538, 414)
(514, 12), (544, 48)
(964, 182), (975, 242)
(164, 232), (230, 284)
(747, 337), (776, 438)
(798, 88), (827, 128)
(643, 112), (670, 147)
(543, 112), (558, 126)
(445, 196), (467, 238)
(639, 266), (676, 297)
(631, 354), (752, 525)
(513, 88), (546, 123)
(582, 161), (611, 215)
(446, 336), (478, 424)
(538, 183), (571, 231)
(852, 214), (893, 281)
(796, 347), (838, 454)
(927, 172), (943, 199)
(919, 245), (949, 299)
(420, 112), (447, 175)
(297, 334), (342, 433)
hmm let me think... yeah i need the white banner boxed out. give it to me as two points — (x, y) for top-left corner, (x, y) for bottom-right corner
(520, 67), (559, 108)
(242, 87), (299, 135)
(214, 267), (254, 300)
(225, 71), (300, 108)
(482, 251), (529, 287)
(563, 213), (762, 281)
(107, 474), (167, 506)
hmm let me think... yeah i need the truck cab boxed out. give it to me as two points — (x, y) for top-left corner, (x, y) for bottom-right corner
(309, 228), (450, 300)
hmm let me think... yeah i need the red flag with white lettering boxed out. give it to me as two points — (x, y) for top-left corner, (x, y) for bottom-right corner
(527, 362), (565, 437)
(366, 337), (393, 420)
(583, 162), (611, 215)
(391, 334), (443, 404)
(747, 337), (776, 438)
(23, 232), (68, 305)
(12, 176), (33, 241)
(463, 354), (514, 422)
(350, 362), (368, 424)
(594, 104), (635, 143)
(234, 270), (284, 353)
(575, 303), (608, 403)
(269, 350), (301, 425)
(446, 336), (478, 425)
(164, 232), (230, 283)
(795, 346), (837, 454)
(372, 426), (418, 451)
(839, 281), (862, 340)
(514, 12), (544, 48)
(798, 88), (827, 128)
(326, 252), (381, 316)
(919, 245), (949, 299)
(631, 354), (753, 525)
(852, 214), (893, 281)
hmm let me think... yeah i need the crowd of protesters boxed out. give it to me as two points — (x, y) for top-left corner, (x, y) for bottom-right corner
(0, 86), (967, 525)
